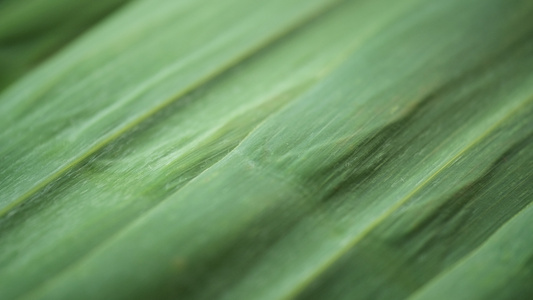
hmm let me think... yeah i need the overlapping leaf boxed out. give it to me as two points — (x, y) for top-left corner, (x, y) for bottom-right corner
(0, 0), (130, 91)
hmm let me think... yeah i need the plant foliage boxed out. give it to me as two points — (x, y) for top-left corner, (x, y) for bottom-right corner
(1, 0), (532, 299)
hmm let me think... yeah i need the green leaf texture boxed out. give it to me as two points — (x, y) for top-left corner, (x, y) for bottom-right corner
(0, 0), (532, 299)
(0, 0), (131, 91)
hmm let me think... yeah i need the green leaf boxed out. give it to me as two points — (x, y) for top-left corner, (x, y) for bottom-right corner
(1, 0), (532, 299)
(0, 0), (130, 91)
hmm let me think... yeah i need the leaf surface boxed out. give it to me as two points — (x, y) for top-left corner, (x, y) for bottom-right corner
(1, 0), (532, 299)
